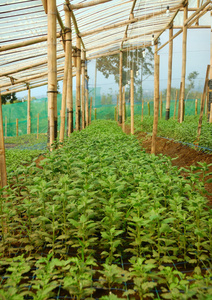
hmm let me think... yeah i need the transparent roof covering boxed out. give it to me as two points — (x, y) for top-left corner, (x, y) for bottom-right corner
(0, 0), (211, 95)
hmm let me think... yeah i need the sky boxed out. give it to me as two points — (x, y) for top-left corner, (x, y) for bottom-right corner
(17, 27), (211, 100)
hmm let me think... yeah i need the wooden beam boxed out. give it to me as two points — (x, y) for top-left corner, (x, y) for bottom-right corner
(0, 92), (7, 188)
(151, 45), (160, 154)
(0, 53), (65, 78)
(59, 14), (72, 144)
(180, 3), (188, 123)
(184, 0), (211, 26)
(79, 3), (184, 37)
(0, 33), (61, 53)
(48, 0), (57, 148)
(119, 50), (123, 125)
(165, 26), (173, 120)
(66, 0), (112, 10)
(27, 86), (31, 134)
(41, 0), (47, 14)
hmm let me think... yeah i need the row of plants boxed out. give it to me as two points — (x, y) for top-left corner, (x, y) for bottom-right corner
(126, 115), (212, 150)
(0, 120), (212, 299)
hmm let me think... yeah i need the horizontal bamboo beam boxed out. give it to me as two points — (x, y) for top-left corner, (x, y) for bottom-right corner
(87, 43), (151, 60)
(0, 33), (61, 53)
(0, 53), (65, 78)
(174, 25), (211, 29)
(66, 0), (112, 10)
(184, 0), (211, 26)
(79, 3), (184, 37)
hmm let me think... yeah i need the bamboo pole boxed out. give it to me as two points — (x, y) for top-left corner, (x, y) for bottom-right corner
(94, 108), (97, 120)
(180, 4), (188, 123)
(209, 103), (212, 123)
(119, 50), (123, 125)
(130, 70), (134, 135)
(89, 96), (92, 124)
(165, 26), (173, 120)
(178, 83), (182, 122)
(141, 99), (144, 122)
(66, 11), (73, 135)
(48, 0), (57, 149)
(173, 90), (178, 120)
(59, 10), (72, 143)
(16, 119), (18, 137)
(160, 91), (163, 119)
(116, 94), (119, 122)
(151, 47), (160, 155)
(122, 86), (125, 132)
(27, 87), (31, 134)
(81, 50), (86, 129)
(197, 65), (210, 139)
(76, 36), (81, 131)
(0, 93), (7, 188)
(195, 99), (198, 115)
(37, 113), (39, 139)
(5, 116), (7, 138)
(148, 102), (150, 116)
(68, 0), (112, 10)
(94, 59), (97, 107)
(85, 71), (89, 127)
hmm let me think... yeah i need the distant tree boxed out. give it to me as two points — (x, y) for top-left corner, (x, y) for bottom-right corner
(57, 82), (61, 94)
(1, 93), (17, 104)
(96, 47), (154, 102)
(185, 71), (199, 101)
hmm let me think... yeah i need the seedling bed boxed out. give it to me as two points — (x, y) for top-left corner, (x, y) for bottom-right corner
(0, 121), (212, 299)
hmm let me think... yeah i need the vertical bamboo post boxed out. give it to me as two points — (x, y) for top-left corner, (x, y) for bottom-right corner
(0, 93), (7, 188)
(122, 86), (125, 132)
(116, 95), (119, 122)
(94, 108), (97, 120)
(37, 113), (39, 139)
(179, 4), (188, 123)
(197, 65), (210, 139)
(5, 116), (7, 138)
(206, 85), (209, 117)
(173, 90), (178, 120)
(85, 69), (89, 127)
(27, 86), (31, 134)
(151, 46), (160, 155)
(130, 70), (134, 135)
(89, 96), (92, 124)
(160, 91), (163, 118)
(16, 118), (18, 137)
(178, 82), (182, 122)
(141, 99), (144, 122)
(81, 50), (86, 129)
(119, 50), (123, 125)
(60, 10), (72, 143)
(66, 10), (73, 135)
(195, 99), (198, 115)
(76, 35), (81, 131)
(209, 103), (212, 123)
(165, 26), (173, 120)
(94, 59), (97, 107)
(48, 0), (57, 148)
(148, 102), (150, 116)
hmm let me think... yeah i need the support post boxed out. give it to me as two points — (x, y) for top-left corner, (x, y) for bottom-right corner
(122, 86), (125, 132)
(178, 83), (182, 122)
(119, 50), (123, 125)
(151, 46), (160, 155)
(27, 87), (31, 134)
(37, 113), (39, 139)
(160, 91), (163, 118)
(116, 94), (119, 122)
(16, 118), (18, 137)
(48, 0), (57, 148)
(76, 35), (81, 131)
(195, 99), (198, 115)
(173, 90), (178, 120)
(165, 26), (173, 120)
(59, 9), (72, 143)
(67, 10), (73, 135)
(89, 96), (92, 124)
(85, 68), (89, 127)
(130, 70), (134, 135)
(179, 4), (188, 123)
(81, 50), (86, 129)
(0, 93), (7, 188)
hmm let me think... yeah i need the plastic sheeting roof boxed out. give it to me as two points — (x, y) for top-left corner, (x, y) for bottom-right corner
(0, 0), (211, 95)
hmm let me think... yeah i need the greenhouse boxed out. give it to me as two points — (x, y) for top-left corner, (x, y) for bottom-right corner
(0, 0), (212, 299)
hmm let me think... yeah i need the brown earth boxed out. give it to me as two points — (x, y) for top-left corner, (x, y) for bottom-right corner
(124, 125), (212, 205)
